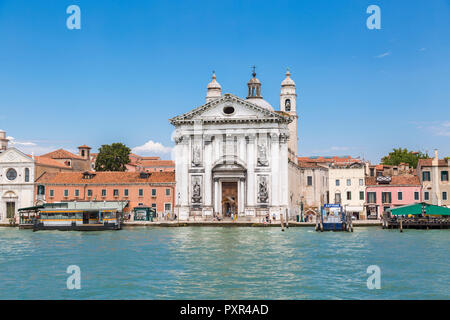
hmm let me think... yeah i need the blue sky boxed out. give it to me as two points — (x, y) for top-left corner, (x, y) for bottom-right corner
(0, 0), (449, 162)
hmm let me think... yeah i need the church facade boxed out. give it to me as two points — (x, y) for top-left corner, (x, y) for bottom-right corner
(170, 70), (300, 221)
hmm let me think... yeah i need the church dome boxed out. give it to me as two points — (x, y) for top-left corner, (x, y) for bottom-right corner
(207, 72), (221, 89)
(246, 97), (274, 111)
(281, 69), (295, 86)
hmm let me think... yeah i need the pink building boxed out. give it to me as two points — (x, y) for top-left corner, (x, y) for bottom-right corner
(365, 175), (422, 219)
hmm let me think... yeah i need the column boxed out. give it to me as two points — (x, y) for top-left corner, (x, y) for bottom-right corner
(214, 179), (219, 214)
(246, 134), (256, 206)
(270, 133), (279, 206)
(204, 136), (212, 207)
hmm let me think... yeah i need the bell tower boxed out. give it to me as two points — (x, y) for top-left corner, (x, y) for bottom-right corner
(280, 69), (298, 157)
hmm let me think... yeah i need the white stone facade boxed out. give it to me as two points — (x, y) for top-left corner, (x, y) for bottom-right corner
(170, 72), (299, 221)
(0, 147), (35, 224)
(328, 162), (366, 219)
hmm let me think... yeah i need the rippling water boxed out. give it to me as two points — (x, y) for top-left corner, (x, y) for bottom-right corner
(0, 227), (448, 299)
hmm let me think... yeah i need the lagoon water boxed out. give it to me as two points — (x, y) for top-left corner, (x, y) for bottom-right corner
(0, 226), (448, 299)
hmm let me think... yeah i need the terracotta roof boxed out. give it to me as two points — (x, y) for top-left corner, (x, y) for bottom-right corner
(418, 159), (449, 167)
(365, 175), (421, 186)
(36, 171), (175, 184)
(298, 162), (326, 169)
(78, 145), (91, 149)
(298, 156), (361, 164)
(139, 160), (175, 167)
(34, 156), (71, 169)
(41, 149), (84, 160)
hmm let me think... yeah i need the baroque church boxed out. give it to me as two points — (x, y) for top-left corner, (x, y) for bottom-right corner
(170, 70), (301, 221)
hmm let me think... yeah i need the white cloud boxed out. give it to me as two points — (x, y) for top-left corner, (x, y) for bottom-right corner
(414, 121), (450, 137)
(7, 136), (37, 147)
(432, 121), (450, 137)
(375, 51), (391, 58)
(132, 140), (172, 156)
(310, 146), (351, 154)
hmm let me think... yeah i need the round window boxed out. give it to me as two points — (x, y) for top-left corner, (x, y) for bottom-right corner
(223, 106), (235, 115)
(6, 168), (17, 181)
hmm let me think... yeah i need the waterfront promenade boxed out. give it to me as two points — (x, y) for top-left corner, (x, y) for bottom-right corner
(121, 220), (382, 227)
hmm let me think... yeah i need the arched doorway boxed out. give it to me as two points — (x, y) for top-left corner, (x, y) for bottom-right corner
(1, 191), (18, 222)
(212, 157), (246, 217)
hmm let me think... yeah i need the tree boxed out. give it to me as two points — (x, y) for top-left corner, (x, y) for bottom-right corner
(94, 143), (131, 172)
(381, 148), (429, 168)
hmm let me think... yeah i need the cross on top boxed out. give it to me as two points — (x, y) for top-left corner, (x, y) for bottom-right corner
(251, 65), (256, 76)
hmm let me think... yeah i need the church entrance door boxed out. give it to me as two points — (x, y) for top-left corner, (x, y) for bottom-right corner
(221, 182), (238, 217)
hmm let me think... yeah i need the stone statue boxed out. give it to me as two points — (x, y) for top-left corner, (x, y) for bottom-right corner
(192, 146), (201, 166)
(191, 180), (202, 203)
(257, 144), (269, 166)
(258, 177), (269, 203)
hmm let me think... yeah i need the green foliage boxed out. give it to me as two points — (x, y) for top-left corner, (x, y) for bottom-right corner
(94, 143), (131, 172)
(381, 148), (429, 168)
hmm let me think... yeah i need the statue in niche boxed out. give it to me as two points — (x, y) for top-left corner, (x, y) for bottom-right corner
(258, 177), (269, 203)
(285, 99), (291, 112)
(257, 144), (269, 166)
(192, 146), (201, 166)
(191, 180), (202, 203)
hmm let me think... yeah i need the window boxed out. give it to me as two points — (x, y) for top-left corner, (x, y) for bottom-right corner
(285, 99), (291, 112)
(347, 191), (351, 200)
(307, 176), (313, 186)
(151, 203), (157, 209)
(443, 192), (448, 201)
(346, 179), (351, 186)
(359, 179), (364, 186)
(367, 192), (376, 203)
(422, 171), (431, 181)
(124, 189), (129, 197)
(25, 168), (30, 182)
(102, 189), (107, 197)
(49, 189), (54, 197)
(424, 192), (429, 201)
(165, 188), (171, 196)
(223, 106), (235, 115)
(75, 189), (80, 197)
(382, 192), (392, 204)
(114, 189), (119, 197)
(6, 168), (17, 181)
(139, 189), (144, 197)
(414, 192), (419, 201)
(152, 189), (156, 196)
(335, 193), (341, 204)
(164, 203), (171, 212)
(370, 168), (375, 177)
(397, 192), (402, 201)
(441, 171), (449, 182)
(335, 179), (340, 186)
(87, 189), (93, 197)
(64, 189), (69, 197)
(359, 191), (364, 200)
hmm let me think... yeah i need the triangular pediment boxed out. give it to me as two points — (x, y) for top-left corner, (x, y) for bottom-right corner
(169, 94), (290, 125)
(0, 148), (34, 164)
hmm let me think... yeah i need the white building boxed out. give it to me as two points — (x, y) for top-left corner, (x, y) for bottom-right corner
(298, 162), (329, 218)
(328, 162), (366, 220)
(0, 131), (35, 224)
(170, 70), (300, 221)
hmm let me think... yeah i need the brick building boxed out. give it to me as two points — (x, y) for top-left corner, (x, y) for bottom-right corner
(35, 171), (175, 218)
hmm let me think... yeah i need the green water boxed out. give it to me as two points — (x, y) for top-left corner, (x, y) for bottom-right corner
(0, 226), (448, 299)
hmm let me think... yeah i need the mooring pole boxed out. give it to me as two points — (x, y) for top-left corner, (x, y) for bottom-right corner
(280, 211), (285, 232)
(400, 217), (403, 233)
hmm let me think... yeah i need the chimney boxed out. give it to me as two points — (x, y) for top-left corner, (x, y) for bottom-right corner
(432, 149), (439, 167)
(0, 130), (9, 151)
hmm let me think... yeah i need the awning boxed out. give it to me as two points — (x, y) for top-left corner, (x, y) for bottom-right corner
(387, 203), (450, 216)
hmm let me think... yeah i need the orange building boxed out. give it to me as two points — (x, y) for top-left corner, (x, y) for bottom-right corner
(90, 153), (174, 173)
(35, 171), (175, 217)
